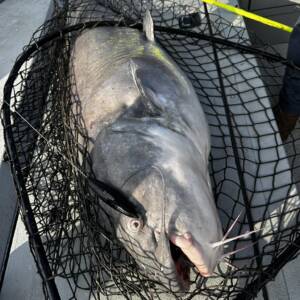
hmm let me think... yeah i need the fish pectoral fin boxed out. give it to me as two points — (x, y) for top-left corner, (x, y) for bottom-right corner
(129, 59), (163, 116)
(143, 10), (155, 42)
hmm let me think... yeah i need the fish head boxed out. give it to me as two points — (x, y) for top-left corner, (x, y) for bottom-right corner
(114, 162), (223, 292)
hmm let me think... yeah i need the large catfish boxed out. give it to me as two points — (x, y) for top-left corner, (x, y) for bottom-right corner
(72, 11), (224, 291)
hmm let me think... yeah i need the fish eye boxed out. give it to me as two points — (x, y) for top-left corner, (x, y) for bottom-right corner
(128, 218), (143, 233)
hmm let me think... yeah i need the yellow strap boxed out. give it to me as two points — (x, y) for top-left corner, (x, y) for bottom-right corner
(202, 0), (293, 33)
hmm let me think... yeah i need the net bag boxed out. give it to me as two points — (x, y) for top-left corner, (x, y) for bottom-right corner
(2, 0), (300, 299)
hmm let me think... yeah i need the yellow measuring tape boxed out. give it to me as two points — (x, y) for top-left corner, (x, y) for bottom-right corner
(202, 0), (293, 33)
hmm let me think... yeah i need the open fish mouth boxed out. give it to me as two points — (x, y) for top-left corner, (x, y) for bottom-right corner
(169, 239), (191, 289)
(170, 233), (214, 281)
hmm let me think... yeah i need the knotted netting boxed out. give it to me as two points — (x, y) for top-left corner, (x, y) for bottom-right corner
(2, 0), (300, 299)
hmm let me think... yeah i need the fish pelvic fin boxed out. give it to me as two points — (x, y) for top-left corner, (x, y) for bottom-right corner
(143, 10), (155, 42)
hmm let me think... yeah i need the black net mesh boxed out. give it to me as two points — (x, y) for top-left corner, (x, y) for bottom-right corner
(2, 0), (300, 299)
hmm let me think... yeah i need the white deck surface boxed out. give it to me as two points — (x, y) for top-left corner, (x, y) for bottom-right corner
(0, 0), (300, 299)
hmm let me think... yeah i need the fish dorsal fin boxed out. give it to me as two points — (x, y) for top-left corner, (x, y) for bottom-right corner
(143, 10), (155, 42)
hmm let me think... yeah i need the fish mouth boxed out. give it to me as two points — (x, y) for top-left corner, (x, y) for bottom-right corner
(169, 239), (191, 290)
(170, 233), (215, 280)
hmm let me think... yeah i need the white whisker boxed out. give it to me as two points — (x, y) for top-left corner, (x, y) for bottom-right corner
(223, 260), (238, 270)
(221, 243), (256, 259)
(222, 210), (243, 241)
(218, 256), (238, 269)
(211, 228), (262, 248)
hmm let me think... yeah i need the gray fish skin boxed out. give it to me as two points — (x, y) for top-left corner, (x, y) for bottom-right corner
(72, 18), (223, 292)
